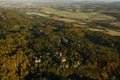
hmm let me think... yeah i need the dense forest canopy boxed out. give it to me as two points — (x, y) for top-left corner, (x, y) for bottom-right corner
(0, 1), (120, 80)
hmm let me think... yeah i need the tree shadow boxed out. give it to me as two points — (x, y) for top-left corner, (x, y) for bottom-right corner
(67, 73), (94, 80)
(41, 71), (62, 80)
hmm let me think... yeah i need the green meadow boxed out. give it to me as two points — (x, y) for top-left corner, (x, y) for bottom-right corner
(45, 9), (115, 20)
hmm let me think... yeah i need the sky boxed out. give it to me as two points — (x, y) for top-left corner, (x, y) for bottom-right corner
(0, 0), (120, 2)
(84, 0), (120, 2)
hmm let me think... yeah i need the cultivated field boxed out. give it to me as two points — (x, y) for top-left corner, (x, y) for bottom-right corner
(40, 7), (116, 20)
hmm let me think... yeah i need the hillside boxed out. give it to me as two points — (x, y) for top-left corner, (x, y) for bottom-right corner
(0, 7), (120, 80)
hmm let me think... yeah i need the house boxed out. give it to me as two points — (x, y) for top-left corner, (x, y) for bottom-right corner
(54, 52), (61, 61)
(61, 38), (68, 43)
(74, 61), (80, 68)
(40, 30), (43, 33)
(61, 57), (66, 62)
(46, 52), (50, 56)
(35, 56), (42, 63)
(35, 59), (41, 63)
(53, 52), (66, 63)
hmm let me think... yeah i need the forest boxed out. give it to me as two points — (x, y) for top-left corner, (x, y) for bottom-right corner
(0, 2), (120, 80)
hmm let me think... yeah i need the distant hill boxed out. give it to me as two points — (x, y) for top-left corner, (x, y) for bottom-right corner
(111, 2), (120, 4)
(0, 0), (81, 3)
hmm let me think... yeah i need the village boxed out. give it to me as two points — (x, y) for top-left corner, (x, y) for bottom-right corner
(33, 51), (80, 69)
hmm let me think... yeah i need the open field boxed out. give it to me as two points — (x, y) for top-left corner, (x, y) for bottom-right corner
(26, 12), (49, 17)
(87, 28), (120, 36)
(26, 12), (80, 23)
(106, 30), (120, 36)
(48, 10), (98, 19)
(111, 22), (120, 27)
(26, 11), (120, 36)
(26, 7), (119, 37)
(40, 7), (116, 20)
(90, 14), (115, 20)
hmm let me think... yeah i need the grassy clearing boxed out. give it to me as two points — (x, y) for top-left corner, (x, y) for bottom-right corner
(42, 8), (115, 20)
(87, 28), (120, 36)
(111, 22), (120, 27)
(26, 12), (49, 17)
(47, 9), (98, 19)
(91, 14), (115, 20)
(87, 28), (104, 32)
(106, 30), (120, 36)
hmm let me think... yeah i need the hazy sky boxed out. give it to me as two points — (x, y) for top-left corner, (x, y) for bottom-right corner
(0, 0), (120, 2)
(84, 0), (120, 1)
